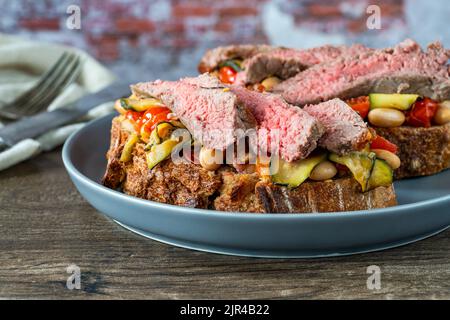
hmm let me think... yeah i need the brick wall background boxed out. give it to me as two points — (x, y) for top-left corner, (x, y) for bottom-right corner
(0, 0), (449, 82)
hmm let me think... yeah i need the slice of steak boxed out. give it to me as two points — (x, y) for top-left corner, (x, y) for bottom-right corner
(274, 39), (450, 106)
(131, 75), (257, 151)
(230, 86), (324, 161)
(184, 75), (324, 161)
(198, 44), (272, 73)
(198, 43), (373, 85)
(303, 99), (371, 154)
(240, 44), (373, 84)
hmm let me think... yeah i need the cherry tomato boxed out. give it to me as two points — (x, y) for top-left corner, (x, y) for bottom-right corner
(218, 66), (237, 84)
(141, 108), (171, 133)
(347, 96), (370, 119)
(371, 135), (398, 154)
(125, 110), (145, 131)
(406, 98), (438, 128)
(125, 107), (171, 132)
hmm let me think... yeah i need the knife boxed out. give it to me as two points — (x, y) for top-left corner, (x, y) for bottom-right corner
(0, 82), (131, 151)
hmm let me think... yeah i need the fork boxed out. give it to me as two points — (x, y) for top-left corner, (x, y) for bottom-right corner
(0, 52), (82, 121)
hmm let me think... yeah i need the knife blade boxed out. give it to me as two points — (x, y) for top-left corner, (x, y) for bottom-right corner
(0, 82), (131, 149)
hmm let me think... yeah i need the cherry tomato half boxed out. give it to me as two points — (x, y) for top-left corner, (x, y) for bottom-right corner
(347, 96), (370, 119)
(371, 135), (398, 154)
(406, 98), (438, 128)
(218, 66), (237, 84)
(125, 106), (171, 132)
(140, 108), (171, 133)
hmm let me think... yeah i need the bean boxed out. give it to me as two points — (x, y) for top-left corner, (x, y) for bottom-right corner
(199, 147), (222, 171)
(309, 161), (337, 181)
(368, 108), (405, 127)
(261, 76), (281, 91)
(372, 149), (401, 170)
(434, 102), (450, 125)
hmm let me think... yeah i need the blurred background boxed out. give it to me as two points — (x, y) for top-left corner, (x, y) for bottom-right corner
(0, 0), (449, 83)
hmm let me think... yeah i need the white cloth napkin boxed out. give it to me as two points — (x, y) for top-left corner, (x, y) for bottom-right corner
(0, 34), (117, 171)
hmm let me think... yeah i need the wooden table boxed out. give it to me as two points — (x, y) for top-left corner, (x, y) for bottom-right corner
(0, 149), (449, 299)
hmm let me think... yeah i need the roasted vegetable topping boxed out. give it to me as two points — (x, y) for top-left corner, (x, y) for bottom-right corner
(347, 96), (370, 118)
(370, 135), (398, 154)
(120, 133), (139, 163)
(369, 93), (419, 111)
(219, 59), (242, 72)
(146, 139), (180, 170)
(120, 97), (165, 112)
(406, 97), (439, 128)
(368, 108), (406, 127)
(261, 76), (281, 91)
(270, 152), (327, 188)
(366, 159), (393, 190)
(434, 101), (450, 125)
(218, 66), (237, 84)
(329, 152), (376, 192)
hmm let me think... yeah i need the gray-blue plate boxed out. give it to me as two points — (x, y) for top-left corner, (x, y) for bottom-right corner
(62, 114), (450, 258)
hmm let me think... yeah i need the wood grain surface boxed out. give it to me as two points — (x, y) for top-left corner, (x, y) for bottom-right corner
(0, 149), (449, 299)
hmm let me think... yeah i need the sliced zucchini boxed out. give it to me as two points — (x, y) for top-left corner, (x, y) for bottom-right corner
(270, 152), (327, 188)
(120, 133), (139, 163)
(219, 59), (243, 72)
(144, 122), (177, 150)
(120, 97), (165, 112)
(146, 139), (180, 170)
(369, 93), (419, 111)
(329, 152), (376, 192)
(367, 159), (393, 191)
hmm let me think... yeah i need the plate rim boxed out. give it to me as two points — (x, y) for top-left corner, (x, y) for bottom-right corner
(62, 113), (450, 220)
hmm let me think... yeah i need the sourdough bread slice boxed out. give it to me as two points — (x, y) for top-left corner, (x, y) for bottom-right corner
(375, 124), (450, 179)
(103, 116), (397, 213)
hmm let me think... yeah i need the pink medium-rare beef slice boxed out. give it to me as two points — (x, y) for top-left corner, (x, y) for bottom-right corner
(274, 39), (450, 106)
(230, 86), (324, 161)
(303, 99), (371, 154)
(239, 44), (374, 84)
(198, 44), (273, 73)
(131, 78), (257, 151)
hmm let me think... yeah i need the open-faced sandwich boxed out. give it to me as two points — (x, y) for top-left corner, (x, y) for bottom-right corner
(199, 39), (450, 179)
(102, 74), (398, 213)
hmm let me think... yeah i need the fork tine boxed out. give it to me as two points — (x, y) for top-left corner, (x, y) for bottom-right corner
(8, 53), (71, 109)
(24, 56), (83, 116)
(17, 54), (78, 114)
(22, 57), (80, 116)
(0, 53), (73, 120)
(14, 54), (81, 117)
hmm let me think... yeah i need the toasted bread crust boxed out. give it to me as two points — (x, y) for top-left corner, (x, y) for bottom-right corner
(375, 124), (450, 179)
(103, 116), (397, 213)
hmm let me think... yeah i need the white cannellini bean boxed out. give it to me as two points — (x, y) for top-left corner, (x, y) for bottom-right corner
(309, 161), (338, 181)
(434, 102), (450, 125)
(199, 147), (222, 171)
(372, 149), (401, 170)
(261, 76), (281, 91)
(368, 108), (406, 127)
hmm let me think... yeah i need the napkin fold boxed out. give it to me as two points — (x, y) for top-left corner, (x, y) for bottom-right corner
(0, 34), (117, 171)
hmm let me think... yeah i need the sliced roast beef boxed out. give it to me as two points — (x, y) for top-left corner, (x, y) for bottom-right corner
(198, 43), (373, 84)
(303, 99), (371, 154)
(239, 44), (373, 84)
(131, 76), (257, 150)
(274, 39), (450, 106)
(181, 75), (324, 161)
(230, 86), (324, 161)
(198, 44), (272, 73)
